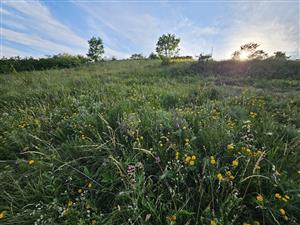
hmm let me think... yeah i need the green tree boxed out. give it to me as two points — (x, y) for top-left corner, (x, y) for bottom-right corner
(240, 42), (259, 53)
(156, 33), (180, 58)
(249, 49), (268, 60)
(87, 37), (104, 62)
(273, 51), (289, 60)
(232, 42), (268, 60)
(148, 52), (159, 59)
(130, 53), (144, 60)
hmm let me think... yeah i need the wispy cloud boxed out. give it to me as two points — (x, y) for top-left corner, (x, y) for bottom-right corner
(4, 0), (87, 48)
(76, 2), (218, 58)
(0, 7), (10, 15)
(1, 1), (299, 59)
(2, 0), (87, 57)
(222, 1), (300, 59)
(3, 28), (82, 54)
(2, 45), (31, 57)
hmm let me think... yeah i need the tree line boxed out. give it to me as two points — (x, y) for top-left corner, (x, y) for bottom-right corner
(87, 34), (291, 62)
(0, 33), (296, 74)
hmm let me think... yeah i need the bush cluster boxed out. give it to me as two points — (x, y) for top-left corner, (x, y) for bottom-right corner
(190, 59), (300, 79)
(0, 54), (89, 74)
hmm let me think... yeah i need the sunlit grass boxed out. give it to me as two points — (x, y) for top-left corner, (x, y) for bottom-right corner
(0, 60), (299, 225)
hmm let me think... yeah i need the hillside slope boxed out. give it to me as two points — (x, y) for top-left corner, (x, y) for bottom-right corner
(0, 60), (299, 225)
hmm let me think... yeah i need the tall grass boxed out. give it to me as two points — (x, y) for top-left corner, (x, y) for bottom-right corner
(0, 60), (299, 225)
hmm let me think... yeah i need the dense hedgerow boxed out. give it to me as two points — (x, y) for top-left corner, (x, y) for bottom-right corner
(0, 54), (89, 74)
(0, 60), (299, 225)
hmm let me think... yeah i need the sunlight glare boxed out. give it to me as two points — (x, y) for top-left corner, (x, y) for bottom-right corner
(239, 51), (249, 61)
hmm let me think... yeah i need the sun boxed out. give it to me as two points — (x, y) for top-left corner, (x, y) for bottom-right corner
(239, 51), (249, 61)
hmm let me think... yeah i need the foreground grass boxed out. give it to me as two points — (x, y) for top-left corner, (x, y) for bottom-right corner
(0, 60), (299, 225)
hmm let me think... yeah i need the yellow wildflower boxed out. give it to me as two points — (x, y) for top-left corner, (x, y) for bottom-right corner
(185, 138), (189, 143)
(210, 156), (216, 165)
(246, 148), (252, 155)
(227, 143), (235, 150)
(175, 151), (179, 160)
(256, 150), (263, 156)
(191, 155), (196, 160)
(282, 197), (288, 202)
(232, 159), (239, 167)
(210, 219), (217, 225)
(226, 171), (235, 180)
(167, 214), (176, 221)
(88, 182), (92, 188)
(284, 195), (290, 200)
(189, 160), (195, 166)
(250, 112), (257, 118)
(283, 216), (288, 221)
(279, 208), (286, 216)
(217, 173), (223, 181)
(275, 193), (282, 199)
(256, 194), (264, 202)
(243, 223), (251, 225)
(185, 156), (191, 163)
(78, 189), (83, 194)
(253, 221), (260, 225)
(0, 211), (7, 219)
(91, 220), (97, 224)
(28, 160), (35, 166)
(298, 170), (300, 174)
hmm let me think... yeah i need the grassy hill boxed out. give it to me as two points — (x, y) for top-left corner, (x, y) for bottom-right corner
(0, 60), (299, 225)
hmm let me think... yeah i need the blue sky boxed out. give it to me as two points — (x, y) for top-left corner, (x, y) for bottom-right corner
(1, 0), (299, 59)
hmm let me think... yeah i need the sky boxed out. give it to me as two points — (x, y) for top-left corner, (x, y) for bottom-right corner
(1, 0), (299, 60)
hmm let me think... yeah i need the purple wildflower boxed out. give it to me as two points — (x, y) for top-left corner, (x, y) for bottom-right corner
(155, 156), (161, 163)
(127, 165), (135, 174)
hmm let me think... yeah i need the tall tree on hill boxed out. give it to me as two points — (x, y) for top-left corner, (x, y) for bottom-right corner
(232, 42), (268, 60)
(156, 33), (180, 58)
(87, 37), (104, 62)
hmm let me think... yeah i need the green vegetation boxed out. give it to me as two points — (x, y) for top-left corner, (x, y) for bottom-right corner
(0, 54), (89, 74)
(232, 43), (268, 61)
(87, 37), (105, 62)
(156, 33), (180, 58)
(130, 54), (145, 60)
(0, 60), (300, 225)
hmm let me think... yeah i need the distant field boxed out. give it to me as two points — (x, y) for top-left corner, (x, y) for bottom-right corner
(0, 60), (299, 225)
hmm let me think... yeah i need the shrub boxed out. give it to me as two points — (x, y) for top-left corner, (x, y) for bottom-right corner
(130, 54), (145, 60)
(0, 54), (89, 74)
(191, 59), (300, 79)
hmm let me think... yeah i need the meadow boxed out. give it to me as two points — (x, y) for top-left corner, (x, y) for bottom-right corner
(0, 59), (299, 225)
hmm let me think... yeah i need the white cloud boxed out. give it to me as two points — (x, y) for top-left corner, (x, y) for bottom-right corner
(2, 28), (82, 55)
(1, 46), (30, 57)
(222, 1), (300, 59)
(0, 7), (10, 15)
(2, 0), (87, 56)
(2, 1), (298, 59)
(2, 0), (131, 58)
(76, 2), (218, 58)
(4, 0), (86, 48)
